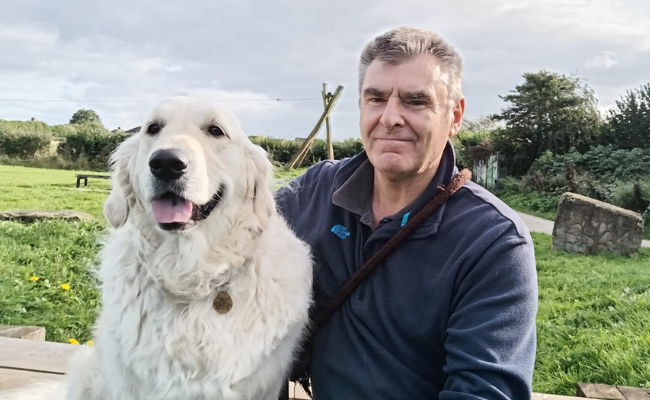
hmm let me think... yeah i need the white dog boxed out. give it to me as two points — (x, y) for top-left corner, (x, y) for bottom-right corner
(2, 97), (313, 400)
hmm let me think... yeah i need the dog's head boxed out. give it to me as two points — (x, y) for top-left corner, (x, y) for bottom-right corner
(103, 96), (274, 233)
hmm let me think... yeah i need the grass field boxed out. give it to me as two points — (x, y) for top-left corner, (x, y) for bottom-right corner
(532, 233), (650, 394)
(0, 165), (112, 219)
(1, 165), (650, 395)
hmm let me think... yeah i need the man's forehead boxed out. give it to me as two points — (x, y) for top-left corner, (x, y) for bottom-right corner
(361, 55), (449, 94)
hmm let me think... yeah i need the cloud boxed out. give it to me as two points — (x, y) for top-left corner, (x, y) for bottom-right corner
(586, 51), (619, 70)
(0, 0), (649, 140)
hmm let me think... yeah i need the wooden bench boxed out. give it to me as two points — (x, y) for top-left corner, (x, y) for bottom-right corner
(0, 337), (311, 398)
(0, 336), (79, 393)
(75, 174), (110, 188)
(0, 325), (45, 341)
(576, 382), (650, 399)
(2, 336), (642, 399)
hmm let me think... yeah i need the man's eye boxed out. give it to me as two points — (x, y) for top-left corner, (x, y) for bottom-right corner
(408, 100), (426, 106)
(369, 98), (384, 103)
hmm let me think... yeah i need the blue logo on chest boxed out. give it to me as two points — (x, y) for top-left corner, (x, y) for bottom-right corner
(331, 224), (350, 239)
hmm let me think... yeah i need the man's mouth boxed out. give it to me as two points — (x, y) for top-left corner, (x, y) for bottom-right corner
(151, 185), (225, 231)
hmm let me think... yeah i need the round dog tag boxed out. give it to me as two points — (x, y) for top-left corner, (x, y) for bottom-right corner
(213, 291), (233, 314)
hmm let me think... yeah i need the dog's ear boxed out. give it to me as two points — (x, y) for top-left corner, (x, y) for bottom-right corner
(245, 144), (275, 229)
(103, 136), (138, 228)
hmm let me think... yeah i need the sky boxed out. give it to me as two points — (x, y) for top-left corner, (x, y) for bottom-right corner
(1, 0), (649, 140)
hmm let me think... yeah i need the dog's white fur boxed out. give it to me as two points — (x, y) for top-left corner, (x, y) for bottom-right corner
(1, 97), (312, 400)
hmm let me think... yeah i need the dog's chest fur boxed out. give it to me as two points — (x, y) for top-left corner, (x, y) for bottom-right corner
(83, 214), (312, 400)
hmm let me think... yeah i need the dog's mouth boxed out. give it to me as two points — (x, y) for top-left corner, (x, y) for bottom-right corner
(151, 185), (225, 231)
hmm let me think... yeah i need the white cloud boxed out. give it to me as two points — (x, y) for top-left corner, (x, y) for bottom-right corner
(496, 3), (531, 12)
(165, 65), (184, 73)
(586, 51), (619, 69)
(134, 58), (164, 74)
(0, 25), (57, 45)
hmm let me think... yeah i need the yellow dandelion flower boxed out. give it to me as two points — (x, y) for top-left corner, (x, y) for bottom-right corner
(29, 276), (39, 281)
(61, 283), (71, 291)
(68, 338), (79, 345)
(86, 340), (94, 346)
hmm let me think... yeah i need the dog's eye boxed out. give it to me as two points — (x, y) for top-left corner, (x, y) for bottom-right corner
(147, 123), (161, 135)
(208, 125), (225, 137)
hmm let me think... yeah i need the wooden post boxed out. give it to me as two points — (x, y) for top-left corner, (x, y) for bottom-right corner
(285, 85), (344, 169)
(322, 84), (334, 160)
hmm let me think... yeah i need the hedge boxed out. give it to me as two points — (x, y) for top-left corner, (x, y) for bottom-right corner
(0, 120), (53, 159)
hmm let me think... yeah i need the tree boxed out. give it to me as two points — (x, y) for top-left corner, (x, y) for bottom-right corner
(492, 70), (601, 176)
(600, 83), (650, 150)
(461, 115), (500, 133)
(69, 109), (102, 125)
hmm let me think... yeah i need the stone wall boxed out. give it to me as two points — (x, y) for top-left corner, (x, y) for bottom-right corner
(552, 192), (644, 256)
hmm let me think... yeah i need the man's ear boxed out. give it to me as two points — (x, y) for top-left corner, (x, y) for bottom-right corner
(449, 97), (465, 138)
(103, 136), (139, 228)
(245, 144), (275, 230)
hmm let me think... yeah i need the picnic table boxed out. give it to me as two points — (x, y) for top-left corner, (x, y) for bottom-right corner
(75, 174), (110, 188)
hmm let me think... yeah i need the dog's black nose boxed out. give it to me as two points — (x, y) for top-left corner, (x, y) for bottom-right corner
(149, 149), (189, 181)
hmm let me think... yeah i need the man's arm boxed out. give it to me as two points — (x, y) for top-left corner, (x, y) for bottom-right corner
(440, 229), (538, 400)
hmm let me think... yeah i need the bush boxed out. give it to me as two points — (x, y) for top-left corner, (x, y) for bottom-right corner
(249, 136), (302, 165)
(454, 130), (494, 169)
(529, 146), (650, 184)
(51, 124), (80, 138)
(0, 131), (53, 159)
(613, 182), (650, 214)
(57, 123), (129, 169)
(498, 176), (526, 194)
(0, 120), (53, 159)
(1, 120), (364, 171)
(504, 146), (650, 229)
(249, 136), (364, 166)
(332, 138), (365, 159)
(520, 147), (650, 202)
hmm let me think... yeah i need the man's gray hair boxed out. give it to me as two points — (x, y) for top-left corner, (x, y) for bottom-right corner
(358, 27), (464, 103)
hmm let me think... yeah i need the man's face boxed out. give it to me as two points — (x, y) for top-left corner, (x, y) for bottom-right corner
(359, 54), (464, 180)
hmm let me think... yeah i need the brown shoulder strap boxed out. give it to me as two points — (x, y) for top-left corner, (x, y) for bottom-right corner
(314, 168), (472, 330)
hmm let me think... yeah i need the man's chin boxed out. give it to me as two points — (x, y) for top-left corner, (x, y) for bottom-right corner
(370, 154), (439, 182)
(370, 153), (412, 175)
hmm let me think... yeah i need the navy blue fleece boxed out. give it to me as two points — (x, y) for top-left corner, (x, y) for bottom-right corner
(275, 142), (538, 400)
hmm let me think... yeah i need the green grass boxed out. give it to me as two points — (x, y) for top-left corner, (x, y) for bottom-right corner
(498, 191), (559, 221)
(532, 232), (650, 394)
(0, 165), (113, 344)
(0, 220), (104, 345)
(0, 165), (111, 219)
(2, 165), (650, 395)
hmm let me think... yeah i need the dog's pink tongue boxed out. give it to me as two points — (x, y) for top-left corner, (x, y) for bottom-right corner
(151, 198), (192, 224)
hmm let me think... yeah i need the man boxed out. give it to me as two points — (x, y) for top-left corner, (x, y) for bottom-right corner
(275, 27), (538, 400)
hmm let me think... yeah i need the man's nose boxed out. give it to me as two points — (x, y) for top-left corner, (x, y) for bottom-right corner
(379, 97), (405, 130)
